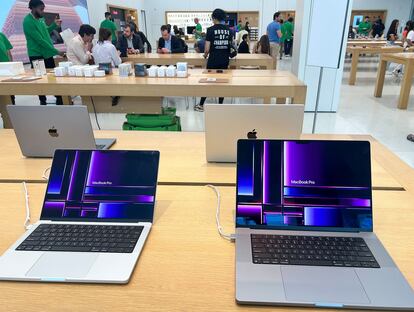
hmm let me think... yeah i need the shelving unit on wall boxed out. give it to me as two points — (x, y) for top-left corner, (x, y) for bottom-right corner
(279, 11), (296, 22)
(165, 11), (260, 40)
(107, 4), (139, 34)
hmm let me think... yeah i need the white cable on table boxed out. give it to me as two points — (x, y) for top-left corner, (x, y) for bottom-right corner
(206, 184), (235, 242)
(42, 167), (51, 181)
(22, 182), (33, 230)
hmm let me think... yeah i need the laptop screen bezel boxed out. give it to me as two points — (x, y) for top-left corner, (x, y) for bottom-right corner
(40, 149), (160, 223)
(235, 139), (373, 233)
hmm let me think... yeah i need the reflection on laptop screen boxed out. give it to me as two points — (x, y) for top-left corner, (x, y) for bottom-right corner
(41, 150), (160, 222)
(236, 140), (373, 230)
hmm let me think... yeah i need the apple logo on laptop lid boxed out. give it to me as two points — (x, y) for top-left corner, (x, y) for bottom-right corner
(48, 126), (59, 138)
(247, 129), (257, 139)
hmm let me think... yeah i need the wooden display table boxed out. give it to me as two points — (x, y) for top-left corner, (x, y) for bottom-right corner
(0, 130), (411, 191)
(375, 52), (414, 109)
(123, 53), (275, 69)
(0, 69), (305, 128)
(0, 183), (413, 311)
(346, 46), (408, 85)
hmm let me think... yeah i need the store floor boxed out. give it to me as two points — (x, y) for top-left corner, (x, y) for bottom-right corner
(1, 55), (413, 167)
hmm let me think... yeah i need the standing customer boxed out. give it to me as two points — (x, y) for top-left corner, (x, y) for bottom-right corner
(283, 17), (294, 57)
(92, 28), (121, 67)
(100, 12), (118, 46)
(266, 12), (282, 68)
(386, 19), (399, 44)
(358, 16), (372, 37)
(23, 0), (63, 105)
(372, 18), (385, 38)
(194, 18), (203, 39)
(66, 24), (96, 65)
(195, 9), (233, 112)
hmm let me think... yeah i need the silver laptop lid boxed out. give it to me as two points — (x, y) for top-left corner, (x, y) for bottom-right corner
(7, 105), (97, 157)
(204, 104), (304, 163)
(40, 150), (160, 223)
(236, 140), (373, 232)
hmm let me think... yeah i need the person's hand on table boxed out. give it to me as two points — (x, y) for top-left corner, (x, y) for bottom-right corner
(161, 48), (170, 54)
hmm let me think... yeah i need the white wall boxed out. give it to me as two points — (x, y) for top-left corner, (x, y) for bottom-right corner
(86, 0), (145, 33)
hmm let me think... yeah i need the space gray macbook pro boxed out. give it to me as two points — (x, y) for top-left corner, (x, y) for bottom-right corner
(7, 105), (116, 158)
(235, 139), (414, 310)
(0, 149), (160, 283)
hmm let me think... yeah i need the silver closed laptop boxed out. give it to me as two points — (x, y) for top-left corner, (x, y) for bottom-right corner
(204, 104), (304, 163)
(7, 105), (116, 158)
(235, 140), (414, 310)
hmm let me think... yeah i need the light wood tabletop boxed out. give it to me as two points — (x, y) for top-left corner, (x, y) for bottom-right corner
(375, 52), (414, 109)
(0, 183), (413, 311)
(347, 40), (402, 47)
(122, 53), (275, 69)
(0, 130), (410, 191)
(0, 69), (306, 128)
(346, 46), (410, 85)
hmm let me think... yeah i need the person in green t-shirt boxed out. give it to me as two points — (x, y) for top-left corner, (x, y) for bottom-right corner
(194, 17), (203, 40)
(23, 0), (63, 105)
(0, 32), (13, 63)
(0, 32), (15, 105)
(101, 12), (118, 45)
(283, 17), (294, 56)
(358, 16), (372, 37)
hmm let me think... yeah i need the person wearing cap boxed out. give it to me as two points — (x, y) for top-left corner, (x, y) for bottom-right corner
(23, 0), (64, 105)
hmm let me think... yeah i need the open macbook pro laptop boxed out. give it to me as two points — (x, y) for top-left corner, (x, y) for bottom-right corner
(0, 149), (160, 283)
(235, 140), (414, 310)
(205, 104), (304, 163)
(7, 105), (116, 158)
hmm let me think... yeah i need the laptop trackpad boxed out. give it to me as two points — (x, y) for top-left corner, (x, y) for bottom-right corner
(281, 266), (370, 305)
(26, 253), (98, 279)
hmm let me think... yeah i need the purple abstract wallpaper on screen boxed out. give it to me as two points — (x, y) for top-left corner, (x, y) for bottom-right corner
(41, 150), (159, 221)
(236, 140), (372, 230)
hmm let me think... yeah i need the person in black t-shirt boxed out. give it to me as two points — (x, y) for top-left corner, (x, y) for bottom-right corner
(195, 8), (232, 112)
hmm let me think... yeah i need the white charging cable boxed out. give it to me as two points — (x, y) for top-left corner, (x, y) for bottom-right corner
(42, 167), (51, 181)
(22, 182), (33, 230)
(206, 185), (236, 242)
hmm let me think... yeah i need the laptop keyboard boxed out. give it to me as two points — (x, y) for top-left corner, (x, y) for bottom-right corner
(16, 224), (144, 253)
(251, 234), (380, 268)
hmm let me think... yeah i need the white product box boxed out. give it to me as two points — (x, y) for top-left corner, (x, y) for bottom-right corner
(84, 65), (99, 77)
(176, 71), (188, 78)
(32, 60), (47, 76)
(54, 67), (65, 77)
(176, 62), (188, 72)
(0, 62), (25, 76)
(94, 70), (106, 77)
(75, 66), (85, 77)
(119, 63), (132, 77)
(166, 65), (176, 77)
(148, 65), (158, 77)
(157, 66), (167, 77)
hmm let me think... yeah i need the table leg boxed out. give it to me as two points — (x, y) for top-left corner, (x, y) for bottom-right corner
(374, 58), (387, 98)
(292, 88), (307, 104)
(62, 96), (72, 105)
(398, 62), (414, 109)
(348, 52), (360, 85)
(276, 98), (286, 104)
(0, 96), (13, 129)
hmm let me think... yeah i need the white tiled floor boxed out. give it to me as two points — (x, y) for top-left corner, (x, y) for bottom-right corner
(2, 54), (414, 167)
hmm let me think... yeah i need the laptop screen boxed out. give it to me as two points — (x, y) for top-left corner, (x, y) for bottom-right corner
(41, 150), (160, 222)
(236, 140), (373, 231)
